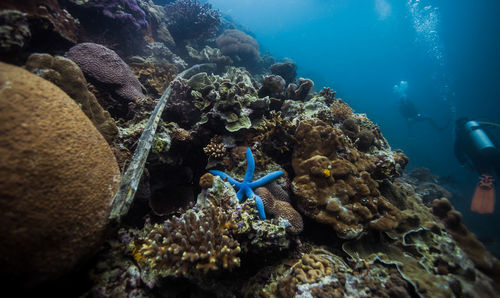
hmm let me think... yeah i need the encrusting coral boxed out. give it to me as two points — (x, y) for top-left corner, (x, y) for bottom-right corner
(292, 119), (405, 239)
(129, 60), (178, 97)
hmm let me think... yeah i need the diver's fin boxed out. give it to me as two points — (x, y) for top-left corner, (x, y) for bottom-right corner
(471, 175), (495, 214)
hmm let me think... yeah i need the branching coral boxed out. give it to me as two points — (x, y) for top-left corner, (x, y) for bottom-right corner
(165, 0), (220, 42)
(203, 136), (226, 160)
(132, 205), (241, 277)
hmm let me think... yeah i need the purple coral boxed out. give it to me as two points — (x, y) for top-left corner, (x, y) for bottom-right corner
(78, 0), (148, 31)
(67, 42), (145, 104)
(164, 0), (220, 42)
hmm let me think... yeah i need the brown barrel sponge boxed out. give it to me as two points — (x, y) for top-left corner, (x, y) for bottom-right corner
(0, 62), (120, 287)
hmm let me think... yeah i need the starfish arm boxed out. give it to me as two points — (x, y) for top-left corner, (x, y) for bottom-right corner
(249, 171), (284, 188)
(243, 147), (255, 182)
(254, 195), (266, 219)
(244, 188), (266, 219)
(209, 170), (241, 187)
(236, 188), (245, 202)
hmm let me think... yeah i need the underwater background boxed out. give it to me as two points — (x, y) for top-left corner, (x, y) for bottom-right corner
(209, 0), (500, 256)
(1, 0), (500, 296)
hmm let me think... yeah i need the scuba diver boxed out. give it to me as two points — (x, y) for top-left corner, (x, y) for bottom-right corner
(393, 81), (450, 133)
(454, 118), (500, 214)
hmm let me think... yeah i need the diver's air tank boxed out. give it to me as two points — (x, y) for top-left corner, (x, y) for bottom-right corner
(465, 121), (496, 155)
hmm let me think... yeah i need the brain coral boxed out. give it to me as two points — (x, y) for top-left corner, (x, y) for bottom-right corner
(67, 42), (145, 115)
(292, 120), (403, 239)
(0, 62), (120, 287)
(24, 53), (118, 143)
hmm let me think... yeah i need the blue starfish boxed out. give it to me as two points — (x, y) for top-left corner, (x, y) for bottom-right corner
(209, 148), (284, 219)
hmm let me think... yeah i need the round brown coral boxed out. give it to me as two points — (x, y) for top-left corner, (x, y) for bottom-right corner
(199, 173), (215, 189)
(255, 187), (303, 234)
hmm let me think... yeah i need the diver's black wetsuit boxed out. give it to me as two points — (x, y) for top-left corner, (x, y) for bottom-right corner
(399, 98), (448, 132)
(454, 118), (500, 177)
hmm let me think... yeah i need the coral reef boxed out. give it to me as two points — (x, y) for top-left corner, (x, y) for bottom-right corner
(0, 0), (78, 60)
(258, 74), (286, 98)
(0, 62), (120, 287)
(129, 59), (178, 97)
(132, 206), (241, 277)
(165, 67), (269, 132)
(24, 53), (118, 143)
(203, 136), (227, 160)
(164, 0), (220, 42)
(67, 42), (146, 118)
(292, 119), (406, 239)
(270, 61), (297, 84)
(256, 111), (297, 157)
(255, 187), (303, 234)
(331, 101), (354, 121)
(68, 0), (148, 31)
(432, 198), (500, 290)
(210, 148), (284, 219)
(2, 4), (498, 296)
(63, 0), (149, 53)
(286, 78), (314, 101)
(259, 248), (412, 297)
(216, 29), (260, 65)
(343, 226), (498, 297)
(186, 45), (233, 70)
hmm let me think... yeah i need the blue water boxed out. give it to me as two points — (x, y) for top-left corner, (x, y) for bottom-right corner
(211, 0), (500, 254)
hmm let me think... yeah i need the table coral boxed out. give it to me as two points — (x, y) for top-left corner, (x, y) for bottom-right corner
(292, 119), (404, 239)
